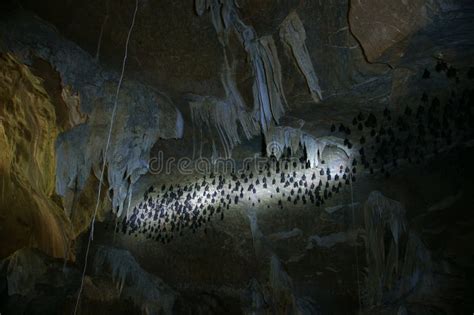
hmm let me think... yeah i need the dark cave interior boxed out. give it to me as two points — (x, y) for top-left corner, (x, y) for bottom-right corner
(0, 0), (473, 314)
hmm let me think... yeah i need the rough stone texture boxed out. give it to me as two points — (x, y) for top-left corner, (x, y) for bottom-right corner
(0, 0), (473, 313)
(349, 0), (474, 67)
(101, 147), (474, 314)
(93, 246), (176, 314)
(0, 247), (143, 314)
(349, 0), (436, 63)
(0, 53), (72, 259)
(0, 10), (184, 220)
(363, 191), (432, 308)
(14, 0), (225, 101)
(321, 145), (350, 171)
(13, 0), (391, 110)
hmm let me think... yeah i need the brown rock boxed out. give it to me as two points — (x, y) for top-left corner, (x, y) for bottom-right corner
(0, 53), (73, 259)
(349, 0), (436, 64)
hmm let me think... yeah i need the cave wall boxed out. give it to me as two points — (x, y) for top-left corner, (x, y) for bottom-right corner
(0, 53), (71, 258)
(0, 0), (473, 313)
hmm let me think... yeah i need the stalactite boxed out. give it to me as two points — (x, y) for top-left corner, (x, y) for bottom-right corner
(280, 11), (323, 103)
(259, 36), (287, 113)
(190, 96), (242, 159)
(191, 0), (288, 157)
(221, 56), (260, 139)
(1, 12), (184, 220)
(249, 35), (287, 133)
(193, 2), (327, 161)
(265, 126), (349, 168)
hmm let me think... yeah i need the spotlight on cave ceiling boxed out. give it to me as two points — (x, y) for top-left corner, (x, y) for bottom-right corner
(114, 142), (353, 242)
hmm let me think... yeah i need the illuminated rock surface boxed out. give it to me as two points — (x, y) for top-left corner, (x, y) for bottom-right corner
(0, 0), (473, 314)
(0, 54), (71, 259)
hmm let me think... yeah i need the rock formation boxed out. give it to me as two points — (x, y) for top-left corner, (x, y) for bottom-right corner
(0, 0), (473, 313)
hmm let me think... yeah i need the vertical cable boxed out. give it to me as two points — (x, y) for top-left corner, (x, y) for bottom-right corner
(73, 0), (139, 313)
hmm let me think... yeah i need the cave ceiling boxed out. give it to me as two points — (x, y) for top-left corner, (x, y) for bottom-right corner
(0, 0), (473, 314)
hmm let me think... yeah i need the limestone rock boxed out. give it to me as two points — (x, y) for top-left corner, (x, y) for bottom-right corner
(349, 0), (437, 64)
(0, 11), (184, 219)
(0, 53), (72, 259)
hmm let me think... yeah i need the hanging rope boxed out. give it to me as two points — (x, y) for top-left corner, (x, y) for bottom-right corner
(73, 0), (139, 313)
(349, 173), (362, 312)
